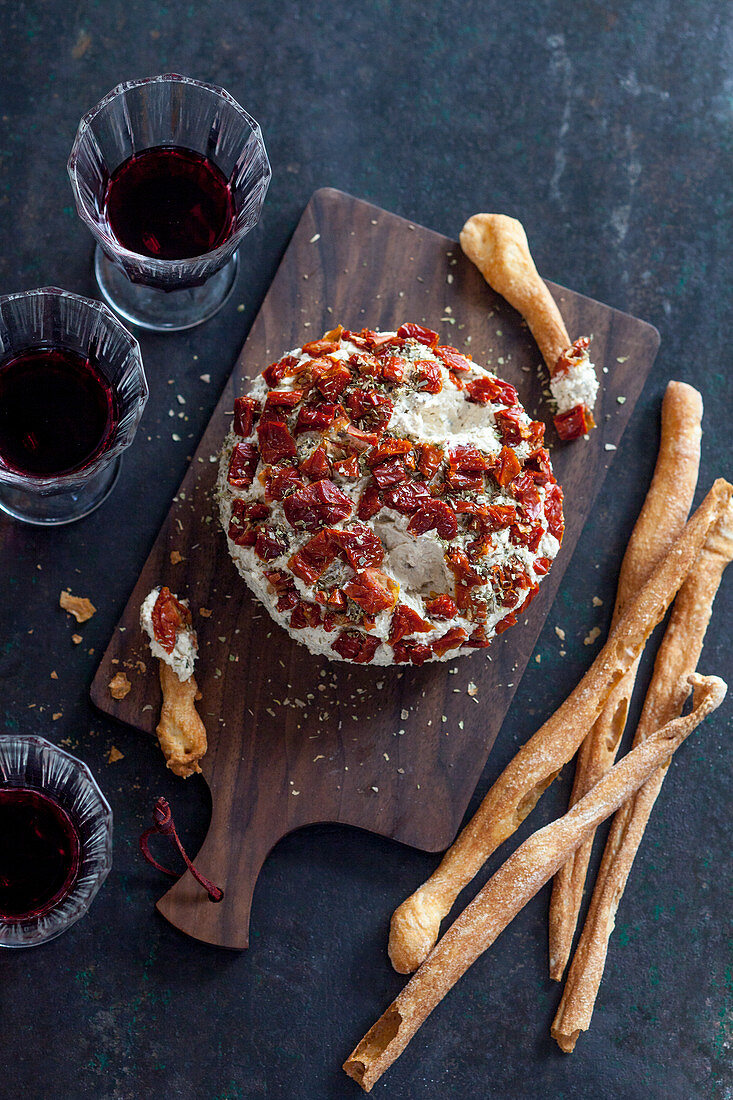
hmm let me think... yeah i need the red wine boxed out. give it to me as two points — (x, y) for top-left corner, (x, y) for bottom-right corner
(104, 145), (236, 260)
(0, 788), (81, 919)
(0, 346), (117, 477)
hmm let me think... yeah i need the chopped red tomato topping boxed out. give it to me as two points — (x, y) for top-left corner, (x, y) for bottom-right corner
(357, 483), (382, 520)
(381, 480), (431, 515)
(554, 404), (595, 440)
(389, 604), (432, 644)
(299, 445), (332, 481)
(493, 446), (521, 488)
(342, 423), (380, 449)
(435, 345), (472, 372)
(414, 360), (442, 393)
(263, 355), (299, 387)
(465, 376), (519, 406)
(289, 530), (340, 584)
(332, 453), (360, 478)
(367, 438), (414, 466)
(397, 322), (439, 348)
(346, 389), (394, 426)
(544, 482), (565, 542)
(371, 457), (408, 489)
(379, 356), (407, 384)
(264, 389), (304, 412)
(524, 448), (553, 486)
(392, 639), (432, 665)
(343, 568), (398, 614)
(495, 409), (527, 445)
(418, 443), (444, 480)
(407, 499), (458, 539)
(464, 624), (491, 648)
(283, 480), (352, 530)
(431, 626), (468, 657)
(310, 357), (352, 400)
(425, 594), (458, 620)
(512, 472), (543, 521)
(254, 527), (286, 562)
(233, 396), (260, 437)
(290, 599), (322, 629)
(295, 402), (345, 434)
(301, 338), (340, 356)
(331, 629), (381, 663)
(329, 525), (384, 570)
(228, 499), (270, 546)
(151, 587), (191, 653)
(257, 419), (297, 464)
(553, 336), (591, 376)
(227, 441), (259, 488)
(264, 467), (304, 502)
(534, 556), (552, 576)
(448, 444), (492, 472)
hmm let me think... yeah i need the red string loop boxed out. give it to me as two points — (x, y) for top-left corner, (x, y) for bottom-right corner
(139, 796), (223, 903)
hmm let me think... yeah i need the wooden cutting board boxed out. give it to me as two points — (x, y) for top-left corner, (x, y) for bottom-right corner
(91, 188), (659, 949)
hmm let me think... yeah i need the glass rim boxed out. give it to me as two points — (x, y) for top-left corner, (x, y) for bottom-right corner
(0, 734), (113, 948)
(67, 72), (272, 271)
(0, 286), (148, 491)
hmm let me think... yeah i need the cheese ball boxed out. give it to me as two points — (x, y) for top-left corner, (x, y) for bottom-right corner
(217, 323), (564, 666)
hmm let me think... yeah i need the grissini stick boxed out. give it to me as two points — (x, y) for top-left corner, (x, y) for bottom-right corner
(345, 675), (726, 1092)
(548, 381), (703, 979)
(552, 501), (733, 1051)
(388, 478), (731, 974)
(459, 213), (598, 441)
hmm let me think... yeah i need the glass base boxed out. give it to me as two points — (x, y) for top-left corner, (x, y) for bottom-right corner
(0, 456), (121, 526)
(94, 246), (239, 332)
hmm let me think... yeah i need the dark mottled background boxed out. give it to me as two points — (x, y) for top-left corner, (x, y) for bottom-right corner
(0, 2), (731, 1098)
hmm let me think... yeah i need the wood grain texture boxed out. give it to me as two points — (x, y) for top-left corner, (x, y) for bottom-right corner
(90, 188), (659, 949)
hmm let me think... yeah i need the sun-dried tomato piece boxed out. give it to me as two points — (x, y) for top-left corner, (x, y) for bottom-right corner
(357, 483), (382, 520)
(544, 482), (565, 542)
(264, 389), (304, 412)
(375, 355), (405, 385)
(332, 453), (360, 478)
(228, 441), (259, 488)
(397, 323), (439, 348)
(263, 355), (299, 387)
(228, 499), (270, 546)
(289, 530), (338, 584)
(264, 467), (304, 502)
(510, 522), (543, 553)
(310, 357), (352, 400)
(331, 629), (381, 663)
(465, 376), (519, 406)
(257, 419), (297, 464)
(524, 447), (553, 486)
(414, 360), (442, 393)
(425, 594), (458, 620)
(295, 402), (345, 434)
(418, 443), (444, 480)
(448, 444), (492, 473)
(407, 499), (458, 539)
(299, 445), (332, 481)
(343, 568), (398, 614)
(301, 338), (340, 356)
(151, 587), (192, 653)
(233, 396), (260, 437)
(371, 457), (407, 489)
(527, 420), (545, 450)
(431, 626), (468, 657)
(436, 345), (472, 372)
(493, 445), (521, 488)
(534, 556), (552, 576)
(516, 581), (540, 615)
(554, 404), (595, 440)
(325, 588), (347, 612)
(329, 526), (384, 570)
(392, 639), (432, 665)
(495, 409), (528, 445)
(341, 423), (381, 450)
(554, 336), (591, 376)
(512, 472), (543, 521)
(290, 599), (323, 630)
(283, 479), (352, 530)
(346, 389), (394, 427)
(496, 612), (517, 636)
(463, 624), (491, 648)
(491, 561), (531, 609)
(254, 527), (286, 562)
(381, 480), (431, 515)
(389, 604), (432, 645)
(446, 549), (485, 610)
(367, 438), (414, 466)
(445, 470), (484, 493)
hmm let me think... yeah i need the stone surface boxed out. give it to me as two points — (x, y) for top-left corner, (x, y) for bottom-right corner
(0, 3), (730, 1098)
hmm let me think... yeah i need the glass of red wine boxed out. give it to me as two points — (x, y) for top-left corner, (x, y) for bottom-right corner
(68, 73), (271, 332)
(0, 286), (148, 525)
(0, 735), (113, 948)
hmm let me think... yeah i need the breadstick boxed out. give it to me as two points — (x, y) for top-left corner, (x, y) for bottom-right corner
(345, 675), (726, 1092)
(459, 213), (597, 440)
(552, 501), (733, 1051)
(548, 381), (703, 980)
(460, 213), (570, 370)
(156, 662), (207, 778)
(388, 478), (731, 974)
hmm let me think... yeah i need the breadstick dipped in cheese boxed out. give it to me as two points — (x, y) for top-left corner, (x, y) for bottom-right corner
(552, 500), (733, 1051)
(388, 478), (732, 974)
(345, 674), (727, 1092)
(460, 213), (597, 440)
(548, 380), (703, 980)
